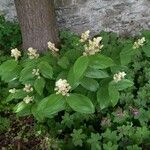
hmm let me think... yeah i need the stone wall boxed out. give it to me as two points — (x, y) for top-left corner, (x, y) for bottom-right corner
(0, 0), (150, 35)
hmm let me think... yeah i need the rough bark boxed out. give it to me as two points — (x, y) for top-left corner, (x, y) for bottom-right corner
(14, 0), (59, 52)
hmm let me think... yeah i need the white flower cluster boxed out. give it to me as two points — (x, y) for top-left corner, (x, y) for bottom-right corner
(27, 47), (39, 59)
(23, 84), (33, 93)
(133, 37), (146, 49)
(9, 88), (17, 94)
(54, 79), (71, 96)
(11, 48), (21, 61)
(32, 68), (40, 79)
(23, 95), (34, 104)
(80, 30), (90, 43)
(113, 72), (126, 83)
(83, 37), (103, 56)
(48, 41), (59, 52)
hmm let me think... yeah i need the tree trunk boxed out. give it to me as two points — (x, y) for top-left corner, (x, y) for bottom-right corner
(14, 0), (59, 52)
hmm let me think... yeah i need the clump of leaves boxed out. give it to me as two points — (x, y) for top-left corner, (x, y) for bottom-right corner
(0, 15), (21, 52)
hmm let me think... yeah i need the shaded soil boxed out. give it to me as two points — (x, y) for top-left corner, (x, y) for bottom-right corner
(0, 114), (42, 150)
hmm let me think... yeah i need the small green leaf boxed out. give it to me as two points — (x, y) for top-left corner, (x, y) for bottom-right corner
(19, 66), (34, 83)
(120, 45), (136, 65)
(81, 77), (99, 92)
(6, 90), (27, 102)
(97, 79), (111, 109)
(58, 56), (70, 69)
(73, 56), (89, 80)
(14, 101), (27, 113)
(89, 54), (114, 69)
(67, 67), (80, 89)
(85, 67), (109, 79)
(114, 79), (134, 91)
(66, 94), (95, 114)
(37, 94), (65, 117)
(108, 83), (119, 107)
(34, 77), (45, 95)
(38, 61), (53, 79)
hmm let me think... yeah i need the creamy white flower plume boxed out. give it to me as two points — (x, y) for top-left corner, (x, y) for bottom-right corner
(9, 88), (17, 94)
(113, 72), (126, 83)
(11, 48), (21, 61)
(32, 68), (40, 79)
(80, 30), (90, 43)
(23, 84), (33, 93)
(133, 37), (146, 49)
(83, 37), (103, 56)
(54, 79), (71, 96)
(48, 41), (59, 52)
(23, 95), (34, 104)
(27, 47), (39, 59)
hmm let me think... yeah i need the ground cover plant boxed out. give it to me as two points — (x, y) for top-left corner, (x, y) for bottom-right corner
(0, 16), (150, 149)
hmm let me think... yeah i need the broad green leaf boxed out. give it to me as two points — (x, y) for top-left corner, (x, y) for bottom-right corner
(1, 65), (21, 82)
(111, 65), (128, 74)
(73, 56), (89, 80)
(38, 61), (53, 79)
(108, 83), (119, 107)
(97, 79), (111, 109)
(67, 67), (80, 89)
(81, 77), (99, 92)
(6, 90), (27, 102)
(31, 103), (45, 121)
(89, 54), (114, 69)
(66, 94), (95, 114)
(17, 104), (32, 117)
(0, 59), (20, 82)
(37, 94), (65, 117)
(120, 45), (136, 65)
(0, 59), (18, 75)
(114, 79), (134, 91)
(34, 77), (45, 95)
(14, 101), (27, 113)
(19, 66), (34, 83)
(58, 56), (70, 69)
(85, 67), (109, 79)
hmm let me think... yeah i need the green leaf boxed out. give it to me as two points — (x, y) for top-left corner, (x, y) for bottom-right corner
(38, 61), (53, 79)
(17, 104), (32, 117)
(34, 77), (45, 95)
(85, 67), (109, 79)
(114, 79), (134, 91)
(0, 59), (20, 82)
(67, 67), (80, 89)
(120, 45), (136, 65)
(37, 94), (65, 117)
(81, 77), (99, 92)
(19, 66), (34, 83)
(14, 101), (27, 113)
(89, 54), (114, 69)
(142, 44), (150, 57)
(66, 94), (95, 114)
(108, 83), (119, 106)
(58, 56), (70, 69)
(73, 56), (89, 80)
(6, 90), (27, 102)
(97, 79), (111, 109)
(0, 59), (18, 75)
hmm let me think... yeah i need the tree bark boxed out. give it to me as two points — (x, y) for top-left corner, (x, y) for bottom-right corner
(14, 0), (59, 52)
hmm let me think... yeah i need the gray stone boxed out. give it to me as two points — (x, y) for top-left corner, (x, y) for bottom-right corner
(0, 0), (150, 36)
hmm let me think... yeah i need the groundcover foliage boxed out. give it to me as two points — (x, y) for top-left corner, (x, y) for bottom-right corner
(0, 19), (150, 149)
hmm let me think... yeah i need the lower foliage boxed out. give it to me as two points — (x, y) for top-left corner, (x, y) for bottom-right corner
(0, 30), (150, 149)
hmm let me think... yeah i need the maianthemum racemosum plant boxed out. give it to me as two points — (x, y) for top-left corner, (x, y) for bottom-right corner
(0, 30), (143, 121)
